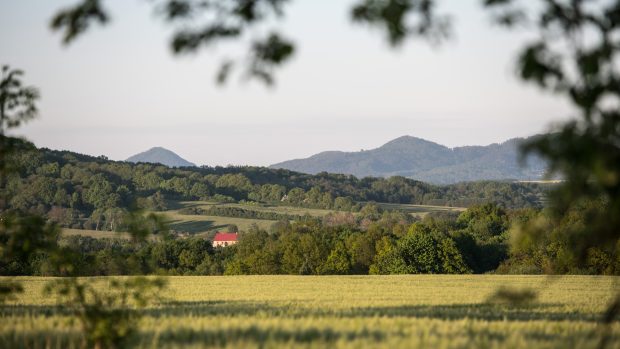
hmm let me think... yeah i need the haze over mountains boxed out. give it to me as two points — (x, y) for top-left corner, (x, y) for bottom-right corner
(270, 136), (547, 184)
(126, 147), (195, 167)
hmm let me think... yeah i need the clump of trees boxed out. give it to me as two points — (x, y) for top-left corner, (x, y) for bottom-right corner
(499, 200), (620, 275)
(178, 205), (306, 222)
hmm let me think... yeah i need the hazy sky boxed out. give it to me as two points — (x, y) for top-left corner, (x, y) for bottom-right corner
(1, 0), (573, 166)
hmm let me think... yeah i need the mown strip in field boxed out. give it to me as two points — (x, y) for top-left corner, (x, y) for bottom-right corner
(373, 202), (466, 217)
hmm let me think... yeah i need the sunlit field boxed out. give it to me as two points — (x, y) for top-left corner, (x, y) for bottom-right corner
(160, 201), (466, 235)
(1, 275), (618, 348)
(60, 201), (467, 239)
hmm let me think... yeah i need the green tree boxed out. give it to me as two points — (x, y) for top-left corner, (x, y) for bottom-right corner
(334, 196), (354, 211)
(83, 174), (118, 209)
(398, 224), (442, 274)
(133, 171), (163, 191)
(369, 235), (408, 275)
(454, 203), (511, 273)
(371, 223), (470, 274)
(321, 241), (352, 275)
(286, 188), (305, 205)
(189, 182), (211, 199)
(439, 238), (472, 274)
(229, 228), (281, 274)
(457, 203), (509, 240)
(359, 202), (382, 221)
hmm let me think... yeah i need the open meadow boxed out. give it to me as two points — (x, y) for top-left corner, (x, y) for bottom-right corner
(373, 202), (466, 217)
(60, 201), (467, 239)
(161, 201), (466, 236)
(1, 275), (618, 348)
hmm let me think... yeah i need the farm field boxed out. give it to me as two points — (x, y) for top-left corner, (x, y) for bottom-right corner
(374, 202), (466, 217)
(1, 275), (618, 348)
(154, 201), (340, 235)
(162, 201), (401, 236)
(165, 211), (275, 236)
(177, 201), (338, 217)
(62, 228), (131, 239)
(59, 201), (480, 238)
(162, 201), (336, 236)
(163, 201), (466, 235)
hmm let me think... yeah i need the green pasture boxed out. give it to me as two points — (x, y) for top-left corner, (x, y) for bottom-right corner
(161, 201), (337, 235)
(164, 210), (273, 235)
(179, 201), (337, 217)
(374, 202), (466, 217)
(62, 228), (131, 239)
(165, 201), (467, 233)
(1, 275), (618, 348)
(60, 201), (482, 238)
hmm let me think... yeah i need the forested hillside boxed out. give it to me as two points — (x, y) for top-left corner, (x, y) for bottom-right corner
(271, 135), (548, 183)
(2, 139), (548, 231)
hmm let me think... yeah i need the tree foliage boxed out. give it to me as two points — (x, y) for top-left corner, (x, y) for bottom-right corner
(0, 65), (39, 135)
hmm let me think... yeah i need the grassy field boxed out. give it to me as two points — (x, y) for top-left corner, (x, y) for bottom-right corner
(374, 202), (466, 217)
(163, 201), (335, 236)
(165, 212), (275, 235)
(62, 228), (131, 239)
(60, 201), (467, 238)
(1, 275), (618, 348)
(179, 201), (338, 217)
(163, 201), (466, 235)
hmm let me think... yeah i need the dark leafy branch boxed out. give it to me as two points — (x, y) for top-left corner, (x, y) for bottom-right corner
(50, 0), (109, 44)
(0, 66), (39, 135)
(51, 0), (294, 84)
(351, 0), (451, 46)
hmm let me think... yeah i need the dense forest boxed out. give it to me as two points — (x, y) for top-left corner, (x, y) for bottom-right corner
(2, 140), (548, 231)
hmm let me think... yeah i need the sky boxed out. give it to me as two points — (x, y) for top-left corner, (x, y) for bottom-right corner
(0, 0), (573, 166)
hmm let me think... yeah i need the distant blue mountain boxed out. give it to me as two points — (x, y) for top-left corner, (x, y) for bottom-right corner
(126, 147), (195, 167)
(270, 135), (547, 184)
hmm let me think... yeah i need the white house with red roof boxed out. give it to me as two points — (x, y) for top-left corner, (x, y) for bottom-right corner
(212, 232), (239, 247)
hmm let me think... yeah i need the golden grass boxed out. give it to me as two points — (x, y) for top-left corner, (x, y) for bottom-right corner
(1, 275), (618, 348)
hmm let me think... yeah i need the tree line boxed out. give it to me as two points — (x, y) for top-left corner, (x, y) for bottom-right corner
(178, 205), (307, 222)
(4, 202), (617, 277)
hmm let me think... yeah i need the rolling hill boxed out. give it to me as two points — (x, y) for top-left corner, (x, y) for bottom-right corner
(126, 147), (196, 167)
(270, 135), (547, 184)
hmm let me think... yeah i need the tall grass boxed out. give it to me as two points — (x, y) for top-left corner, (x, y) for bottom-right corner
(1, 275), (618, 348)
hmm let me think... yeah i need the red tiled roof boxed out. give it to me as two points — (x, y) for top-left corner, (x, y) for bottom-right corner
(213, 232), (238, 242)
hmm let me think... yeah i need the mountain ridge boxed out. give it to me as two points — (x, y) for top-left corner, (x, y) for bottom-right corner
(126, 147), (196, 167)
(270, 135), (546, 184)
